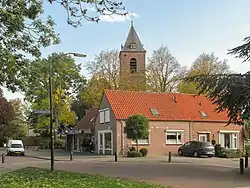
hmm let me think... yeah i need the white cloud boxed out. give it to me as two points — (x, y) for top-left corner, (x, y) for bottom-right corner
(99, 12), (139, 23)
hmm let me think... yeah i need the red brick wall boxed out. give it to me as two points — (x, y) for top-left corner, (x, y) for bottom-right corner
(115, 120), (244, 156)
(116, 120), (190, 156)
(191, 121), (244, 151)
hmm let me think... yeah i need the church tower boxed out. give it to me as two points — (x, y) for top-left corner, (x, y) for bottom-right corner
(119, 22), (146, 91)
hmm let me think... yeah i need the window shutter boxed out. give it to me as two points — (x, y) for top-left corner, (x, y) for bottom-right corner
(99, 111), (104, 123)
(105, 109), (110, 123)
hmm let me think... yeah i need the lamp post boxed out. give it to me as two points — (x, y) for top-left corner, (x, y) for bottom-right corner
(49, 52), (87, 171)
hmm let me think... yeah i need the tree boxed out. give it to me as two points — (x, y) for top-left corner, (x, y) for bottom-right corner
(147, 45), (186, 92)
(0, 89), (14, 130)
(178, 53), (231, 94)
(124, 115), (149, 151)
(8, 99), (28, 138)
(0, 0), (59, 92)
(184, 38), (250, 125)
(87, 50), (120, 89)
(80, 76), (112, 108)
(49, 0), (128, 27)
(71, 97), (88, 121)
(24, 53), (85, 133)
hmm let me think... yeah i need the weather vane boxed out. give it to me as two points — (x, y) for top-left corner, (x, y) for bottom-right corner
(130, 13), (135, 26)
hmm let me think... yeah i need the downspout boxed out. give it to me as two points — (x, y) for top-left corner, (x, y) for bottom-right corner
(189, 121), (193, 141)
(120, 120), (125, 155)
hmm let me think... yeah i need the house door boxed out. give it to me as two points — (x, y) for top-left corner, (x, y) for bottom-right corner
(98, 131), (113, 155)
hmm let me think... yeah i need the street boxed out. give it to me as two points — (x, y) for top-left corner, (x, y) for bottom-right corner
(1, 152), (250, 188)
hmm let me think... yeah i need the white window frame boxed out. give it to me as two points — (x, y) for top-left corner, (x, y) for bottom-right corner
(165, 130), (184, 145)
(99, 110), (104, 124)
(99, 108), (110, 123)
(132, 133), (150, 145)
(104, 108), (110, 123)
(219, 130), (239, 150)
(198, 134), (208, 142)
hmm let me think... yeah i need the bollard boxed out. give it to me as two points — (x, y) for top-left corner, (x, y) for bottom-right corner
(240, 158), (244, 174)
(168, 152), (171, 163)
(1, 154), (4, 164)
(114, 152), (117, 162)
(245, 152), (248, 168)
(70, 151), (73, 161)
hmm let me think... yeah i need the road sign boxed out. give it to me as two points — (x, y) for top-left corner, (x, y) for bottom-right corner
(33, 110), (51, 115)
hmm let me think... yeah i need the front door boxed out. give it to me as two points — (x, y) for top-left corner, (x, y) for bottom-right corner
(98, 131), (113, 155)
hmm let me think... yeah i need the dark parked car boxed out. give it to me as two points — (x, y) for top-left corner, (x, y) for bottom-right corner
(178, 141), (215, 158)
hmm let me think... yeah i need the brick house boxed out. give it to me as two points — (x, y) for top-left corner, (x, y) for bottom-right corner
(95, 90), (243, 156)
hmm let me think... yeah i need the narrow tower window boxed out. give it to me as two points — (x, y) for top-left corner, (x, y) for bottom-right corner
(130, 58), (137, 73)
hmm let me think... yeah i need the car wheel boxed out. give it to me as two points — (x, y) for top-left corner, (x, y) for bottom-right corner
(208, 155), (213, 158)
(178, 149), (183, 156)
(193, 151), (199, 157)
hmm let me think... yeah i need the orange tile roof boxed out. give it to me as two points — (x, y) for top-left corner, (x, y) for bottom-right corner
(104, 90), (229, 122)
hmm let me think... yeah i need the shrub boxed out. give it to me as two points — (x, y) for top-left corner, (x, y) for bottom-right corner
(54, 139), (65, 149)
(127, 151), (142, 157)
(224, 149), (242, 158)
(129, 147), (136, 151)
(139, 148), (148, 157)
(214, 144), (225, 157)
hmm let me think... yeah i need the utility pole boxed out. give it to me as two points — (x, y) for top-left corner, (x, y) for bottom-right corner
(48, 52), (87, 172)
(49, 58), (55, 172)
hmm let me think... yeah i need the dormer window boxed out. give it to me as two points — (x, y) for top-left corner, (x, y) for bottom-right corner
(200, 111), (208, 118)
(130, 58), (137, 73)
(130, 43), (137, 49)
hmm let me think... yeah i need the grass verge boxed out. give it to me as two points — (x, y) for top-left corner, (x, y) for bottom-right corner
(0, 167), (167, 188)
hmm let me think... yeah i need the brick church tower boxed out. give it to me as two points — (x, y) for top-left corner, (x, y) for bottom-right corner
(119, 22), (146, 91)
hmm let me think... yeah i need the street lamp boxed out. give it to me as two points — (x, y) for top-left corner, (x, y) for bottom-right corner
(49, 52), (87, 171)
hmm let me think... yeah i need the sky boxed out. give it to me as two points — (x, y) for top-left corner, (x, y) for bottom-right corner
(3, 0), (250, 99)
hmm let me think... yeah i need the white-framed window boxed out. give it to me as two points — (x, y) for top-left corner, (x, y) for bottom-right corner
(166, 130), (184, 144)
(219, 131), (239, 149)
(99, 108), (110, 124)
(104, 109), (110, 123)
(132, 136), (150, 145)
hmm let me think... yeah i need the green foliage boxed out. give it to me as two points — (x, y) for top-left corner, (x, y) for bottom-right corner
(184, 73), (249, 125)
(139, 148), (148, 157)
(127, 151), (143, 158)
(87, 49), (120, 90)
(25, 53), (86, 133)
(147, 45), (185, 93)
(178, 53), (230, 94)
(0, 0), (59, 92)
(80, 76), (112, 108)
(49, 1), (128, 27)
(182, 37), (250, 124)
(0, 167), (164, 188)
(124, 115), (149, 151)
(214, 144), (242, 158)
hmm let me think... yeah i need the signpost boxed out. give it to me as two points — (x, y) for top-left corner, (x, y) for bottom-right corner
(33, 110), (51, 115)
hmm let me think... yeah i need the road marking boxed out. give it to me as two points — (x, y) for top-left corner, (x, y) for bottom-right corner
(236, 186), (250, 188)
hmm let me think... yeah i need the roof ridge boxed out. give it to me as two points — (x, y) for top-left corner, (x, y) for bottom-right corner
(104, 89), (206, 97)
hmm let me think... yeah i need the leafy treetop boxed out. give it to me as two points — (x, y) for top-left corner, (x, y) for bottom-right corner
(48, 0), (128, 27)
(0, 0), (60, 92)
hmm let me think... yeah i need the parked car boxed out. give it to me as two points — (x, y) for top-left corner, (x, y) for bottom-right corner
(5, 140), (25, 156)
(178, 141), (215, 158)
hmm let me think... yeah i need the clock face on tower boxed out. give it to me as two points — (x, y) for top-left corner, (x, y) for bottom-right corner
(130, 43), (137, 49)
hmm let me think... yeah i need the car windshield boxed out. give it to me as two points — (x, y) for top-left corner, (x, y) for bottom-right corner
(11, 144), (23, 148)
(200, 142), (213, 147)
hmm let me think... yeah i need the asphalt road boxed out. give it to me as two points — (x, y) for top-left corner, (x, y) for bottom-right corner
(4, 157), (249, 188)
(1, 149), (250, 188)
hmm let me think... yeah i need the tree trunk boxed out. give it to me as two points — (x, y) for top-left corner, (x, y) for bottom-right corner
(136, 138), (139, 152)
